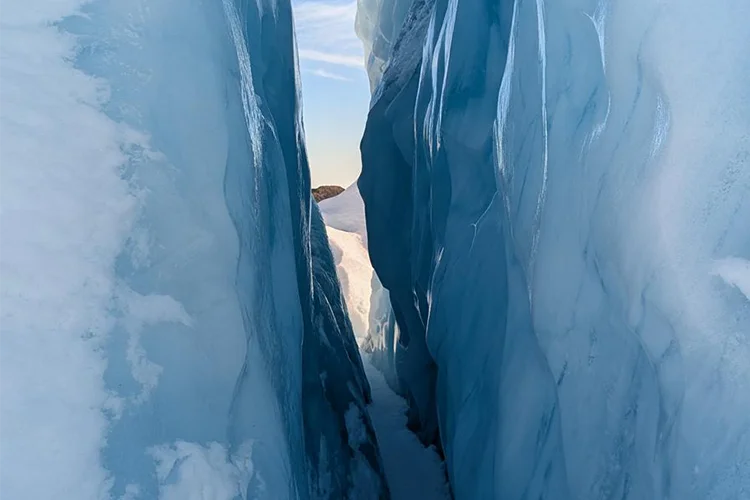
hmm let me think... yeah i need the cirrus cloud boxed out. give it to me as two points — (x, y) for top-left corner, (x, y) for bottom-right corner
(293, 0), (364, 70)
(308, 68), (352, 81)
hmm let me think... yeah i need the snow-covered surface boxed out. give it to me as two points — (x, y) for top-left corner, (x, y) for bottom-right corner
(319, 184), (379, 345)
(363, 356), (451, 500)
(1, 3), (136, 497)
(319, 186), (401, 393)
(325, 226), (373, 341)
(319, 183), (368, 244)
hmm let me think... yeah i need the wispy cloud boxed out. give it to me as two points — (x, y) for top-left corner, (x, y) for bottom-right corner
(298, 49), (362, 68)
(308, 68), (352, 81)
(293, 0), (364, 70)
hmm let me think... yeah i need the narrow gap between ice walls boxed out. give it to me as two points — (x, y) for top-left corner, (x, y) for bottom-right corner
(1, 0), (388, 499)
(292, 0), (461, 495)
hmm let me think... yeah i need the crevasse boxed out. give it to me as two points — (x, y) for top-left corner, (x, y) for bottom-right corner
(2, 0), (750, 498)
(357, 0), (750, 498)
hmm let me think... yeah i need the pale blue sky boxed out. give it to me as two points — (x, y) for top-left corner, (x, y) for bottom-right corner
(293, 0), (371, 187)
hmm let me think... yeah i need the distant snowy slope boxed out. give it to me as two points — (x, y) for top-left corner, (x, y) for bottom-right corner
(326, 226), (373, 340)
(319, 184), (374, 342)
(319, 183), (368, 244)
(320, 189), (450, 500)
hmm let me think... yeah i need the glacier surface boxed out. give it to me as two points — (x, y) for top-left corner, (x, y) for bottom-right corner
(3, 0), (750, 497)
(357, 0), (750, 498)
(0, 0), (386, 498)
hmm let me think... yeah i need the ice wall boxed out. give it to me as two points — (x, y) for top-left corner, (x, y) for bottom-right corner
(358, 0), (750, 498)
(0, 0), (385, 498)
(355, 0), (416, 90)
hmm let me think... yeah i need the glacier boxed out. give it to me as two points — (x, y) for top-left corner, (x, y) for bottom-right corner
(357, 0), (750, 499)
(2, 0), (750, 497)
(0, 0), (386, 499)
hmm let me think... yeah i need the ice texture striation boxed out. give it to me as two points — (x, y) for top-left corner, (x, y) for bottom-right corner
(357, 0), (750, 498)
(0, 0), (386, 498)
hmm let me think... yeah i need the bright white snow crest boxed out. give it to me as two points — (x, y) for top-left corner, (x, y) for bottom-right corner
(0, 0), (136, 498)
(320, 184), (374, 341)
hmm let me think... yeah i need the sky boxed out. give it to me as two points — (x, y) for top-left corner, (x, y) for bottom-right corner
(292, 0), (372, 188)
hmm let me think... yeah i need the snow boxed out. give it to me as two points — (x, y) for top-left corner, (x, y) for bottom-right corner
(320, 185), (451, 499)
(319, 183), (369, 244)
(325, 226), (374, 341)
(0, 1), (137, 497)
(148, 441), (255, 500)
(714, 257), (750, 302)
(363, 356), (451, 500)
(320, 184), (382, 346)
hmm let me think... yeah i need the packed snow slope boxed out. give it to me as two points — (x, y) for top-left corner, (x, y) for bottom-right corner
(356, 0), (750, 499)
(320, 184), (377, 344)
(1, 1), (387, 499)
(320, 183), (369, 244)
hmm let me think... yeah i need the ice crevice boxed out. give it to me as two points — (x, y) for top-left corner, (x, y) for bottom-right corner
(320, 186), (453, 500)
(1, 0), (750, 498)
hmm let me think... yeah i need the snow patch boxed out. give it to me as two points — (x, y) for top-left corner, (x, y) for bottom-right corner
(363, 357), (451, 499)
(319, 183), (369, 244)
(149, 441), (255, 500)
(0, 0), (138, 497)
(116, 289), (194, 404)
(713, 257), (750, 301)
